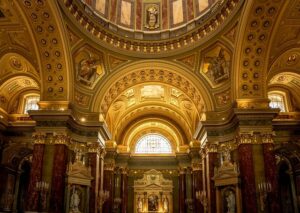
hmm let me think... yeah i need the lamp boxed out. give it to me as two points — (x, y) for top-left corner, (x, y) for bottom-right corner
(258, 181), (272, 211)
(113, 197), (122, 212)
(98, 190), (110, 213)
(196, 190), (208, 212)
(35, 181), (49, 211)
(185, 198), (194, 211)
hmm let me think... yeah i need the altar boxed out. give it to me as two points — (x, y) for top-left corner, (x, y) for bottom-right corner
(133, 170), (173, 213)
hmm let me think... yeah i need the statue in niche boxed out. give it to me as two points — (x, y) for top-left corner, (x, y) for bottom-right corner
(70, 186), (81, 213)
(225, 190), (235, 213)
(77, 57), (101, 86)
(204, 48), (230, 84)
(137, 196), (143, 212)
(145, 4), (159, 30)
(163, 195), (169, 212)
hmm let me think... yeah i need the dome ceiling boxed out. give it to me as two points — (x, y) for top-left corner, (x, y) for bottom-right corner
(82, 0), (217, 32)
(62, 0), (242, 56)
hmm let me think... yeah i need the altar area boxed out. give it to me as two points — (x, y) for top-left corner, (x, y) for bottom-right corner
(133, 170), (173, 213)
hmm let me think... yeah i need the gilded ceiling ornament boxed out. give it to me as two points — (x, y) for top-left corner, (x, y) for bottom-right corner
(145, 4), (160, 30)
(9, 56), (24, 71)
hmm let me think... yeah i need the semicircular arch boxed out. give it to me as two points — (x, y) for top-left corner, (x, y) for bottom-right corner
(92, 60), (214, 115)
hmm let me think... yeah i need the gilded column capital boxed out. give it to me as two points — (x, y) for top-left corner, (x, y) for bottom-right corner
(261, 132), (275, 144)
(237, 132), (255, 145)
(205, 143), (218, 153)
(104, 162), (115, 171)
(87, 142), (105, 154)
(53, 133), (70, 145)
(32, 132), (46, 144)
(191, 162), (202, 171)
(178, 167), (187, 175)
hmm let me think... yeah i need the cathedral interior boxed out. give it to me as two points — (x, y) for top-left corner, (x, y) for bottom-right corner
(0, 0), (300, 213)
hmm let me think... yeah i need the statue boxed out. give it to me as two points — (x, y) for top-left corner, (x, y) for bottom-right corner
(145, 5), (159, 30)
(205, 48), (230, 83)
(137, 196), (143, 212)
(163, 196), (169, 212)
(226, 190), (235, 213)
(70, 187), (81, 213)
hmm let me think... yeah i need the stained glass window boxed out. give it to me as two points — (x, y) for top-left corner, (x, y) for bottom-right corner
(135, 134), (172, 154)
(269, 93), (286, 112)
(24, 96), (39, 114)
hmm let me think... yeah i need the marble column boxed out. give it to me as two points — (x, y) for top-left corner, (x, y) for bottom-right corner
(120, 168), (128, 213)
(88, 143), (101, 213)
(262, 141), (280, 212)
(179, 168), (186, 213)
(26, 134), (45, 211)
(192, 165), (203, 213)
(103, 164), (115, 213)
(49, 139), (68, 213)
(238, 141), (257, 213)
(206, 147), (217, 213)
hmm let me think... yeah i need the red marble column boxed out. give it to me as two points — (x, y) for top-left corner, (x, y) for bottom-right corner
(103, 168), (115, 213)
(193, 169), (204, 213)
(238, 144), (258, 213)
(89, 152), (99, 213)
(26, 144), (45, 211)
(263, 143), (280, 212)
(49, 144), (68, 213)
(179, 169), (186, 213)
(121, 170), (128, 213)
(206, 152), (217, 213)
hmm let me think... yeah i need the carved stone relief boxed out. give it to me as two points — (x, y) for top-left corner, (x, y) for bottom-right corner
(144, 4), (160, 30)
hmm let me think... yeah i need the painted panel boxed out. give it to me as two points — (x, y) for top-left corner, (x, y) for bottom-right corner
(198, 0), (209, 12)
(121, 0), (132, 26)
(172, 0), (184, 25)
(95, 0), (106, 15)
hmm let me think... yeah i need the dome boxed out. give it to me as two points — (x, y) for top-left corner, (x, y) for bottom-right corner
(82, 0), (218, 32)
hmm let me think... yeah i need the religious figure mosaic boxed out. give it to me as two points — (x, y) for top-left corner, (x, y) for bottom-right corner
(202, 46), (231, 86)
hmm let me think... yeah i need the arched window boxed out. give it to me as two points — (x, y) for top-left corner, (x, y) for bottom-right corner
(135, 134), (172, 154)
(24, 96), (39, 114)
(268, 93), (286, 112)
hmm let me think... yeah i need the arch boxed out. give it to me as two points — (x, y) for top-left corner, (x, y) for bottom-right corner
(92, 60), (214, 114)
(15, 0), (73, 102)
(233, 0), (288, 100)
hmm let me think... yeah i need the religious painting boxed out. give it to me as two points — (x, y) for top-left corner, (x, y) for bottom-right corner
(148, 194), (159, 211)
(201, 45), (231, 87)
(74, 47), (105, 87)
(144, 3), (160, 30)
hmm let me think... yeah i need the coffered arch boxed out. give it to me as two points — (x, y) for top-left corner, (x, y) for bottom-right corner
(233, 0), (288, 100)
(92, 60), (214, 115)
(15, 0), (73, 102)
